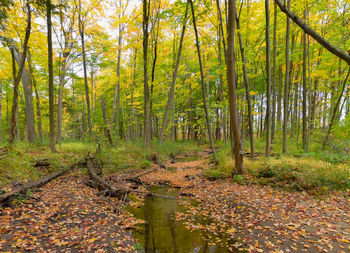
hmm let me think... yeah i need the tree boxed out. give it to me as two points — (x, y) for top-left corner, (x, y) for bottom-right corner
(142, 0), (151, 148)
(282, 0), (290, 153)
(265, 0), (271, 156)
(47, 0), (56, 152)
(226, 0), (243, 174)
(9, 0), (31, 144)
(236, 6), (254, 159)
(78, 0), (92, 139)
(159, 0), (189, 145)
(189, 0), (217, 162)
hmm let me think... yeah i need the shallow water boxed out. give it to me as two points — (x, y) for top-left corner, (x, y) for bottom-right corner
(127, 186), (235, 253)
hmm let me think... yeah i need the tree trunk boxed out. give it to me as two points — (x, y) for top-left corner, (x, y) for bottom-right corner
(189, 0), (217, 162)
(129, 49), (137, 141)
(302, 8), (308, 151)
(265, 0), (272, 156)
(47, 0), (56, 152)
(159, 1), (189, 145)
(282, 0), (291, 153)
(274, 0), (350, 65)
(217, 0), (227, 144)
(27, 52), (43, 143)
(101, 95), (113, 146)
(236, 9), (254, 159)
(271, 2), (277, 142)
(112, 25), (123, 138)
(78, 0), (92, 140)
(226, 0), (243, 174)
(143, 0), (151, 148)
(10, 1), (31, 145)
(323, 68), (350, 149)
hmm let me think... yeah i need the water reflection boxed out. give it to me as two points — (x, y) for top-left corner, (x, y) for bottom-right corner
(127, 186), (234, 253)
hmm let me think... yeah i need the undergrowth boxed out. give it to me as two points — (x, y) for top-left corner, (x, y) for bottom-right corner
(0, 140), (201, 188)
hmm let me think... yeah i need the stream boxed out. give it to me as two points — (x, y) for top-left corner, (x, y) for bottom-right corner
(127, 186), (237, 253)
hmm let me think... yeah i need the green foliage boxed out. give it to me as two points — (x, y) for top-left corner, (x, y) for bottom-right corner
(245, 156), (350, 193)
(204, 168), (226, 180)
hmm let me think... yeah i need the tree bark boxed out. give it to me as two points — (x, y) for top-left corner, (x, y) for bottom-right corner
(323, 68), (350, 149)
(189, 0), (217, 162)
(159, 1), (189, 145)
(143, 0), (151, 148)
(27, 52), (43, 143)
(236, 9), (254, 159)
(271, 2), (277, 142)
(101, 95), (113, 146)
(265, 0), (272, 156)
(47, 0), (56, 152)
(226, 0), (243, 174)
(112, 25), (123, 137)
(78, 0), (92, 140)
(273, 0), (350, 65)
(9, 1), (31, 145)
(302, 8), (308, 151)
(282, 0), (291, 153)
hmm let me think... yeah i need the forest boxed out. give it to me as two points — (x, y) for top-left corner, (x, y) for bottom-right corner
(0, 0), (349, 252)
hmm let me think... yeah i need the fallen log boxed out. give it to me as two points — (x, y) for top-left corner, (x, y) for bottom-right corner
(86, 156), (129, 200)
(126, 168), (157, 185)
(0, 163), (75, 207)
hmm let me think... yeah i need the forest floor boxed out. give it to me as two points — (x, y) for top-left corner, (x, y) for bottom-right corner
(0, 148), (349, 252)
(140, 150), (350, 252)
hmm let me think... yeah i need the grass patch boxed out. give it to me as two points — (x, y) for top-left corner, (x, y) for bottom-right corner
(244, 156), (350, 193)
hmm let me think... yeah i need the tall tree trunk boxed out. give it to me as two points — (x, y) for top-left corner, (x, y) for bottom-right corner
(47, 0), (56, 152)
(159, 1), (189, 145)
(10, 1), (31, 145)
(265, 0), (272, 156)
(129, 48), (137, 141)
(101, 95), (113, 146)
(282, 0), (291, 153)
(27, 52), (43, 143)
(271, 2), (277, 142)
(143, 0), (151, 148)
(112, 25), (123, 138)
(189, 0), (217, 162)
(236, 8), (254, 159)
(226, 0), (243, 174)
(78, 0), (92, 140)
(302, 8), (308, 151)
(150, 15), (160, 141)
(323, 68), (350, 149)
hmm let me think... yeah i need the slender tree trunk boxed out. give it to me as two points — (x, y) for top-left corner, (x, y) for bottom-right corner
(302, 8), (308, 151)
(159, 1), (189, 145)
(47, 0), (56, 152)
(271, 2), (277, 142)
(129, 49), (137, 141)
(236, 9), (254, 159)
(143, 0), (151, 148)
(323, 68), (350, 149)
(150, 16), (160, 141)
(10, 1), (31, 145)
(282, 0), (291, 153)
(265, 0), (272, 156)
(27, 52), (43, 143)
(101, 95), (113, 146)
(226, 0), (243, 174)
(189, 0), (217, 162)
(112, 25), (123, 137)
(78, 0), (92, 140)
